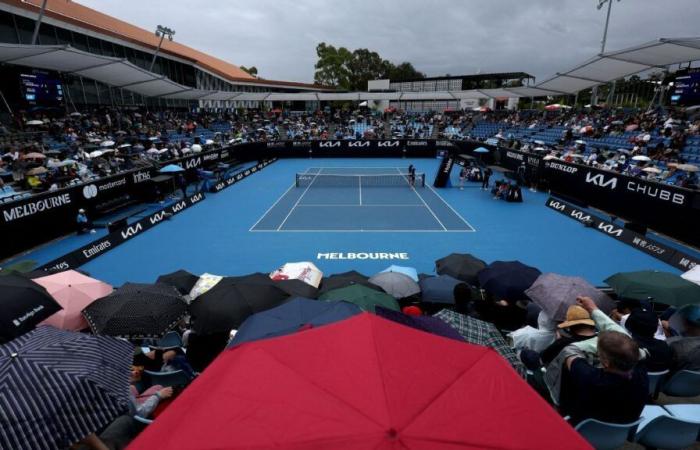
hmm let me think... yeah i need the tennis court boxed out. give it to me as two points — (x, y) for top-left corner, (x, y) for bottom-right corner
(251, 167), (475, 232)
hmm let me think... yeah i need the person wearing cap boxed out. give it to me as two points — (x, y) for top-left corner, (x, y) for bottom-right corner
(666, 305), (700, 371)
(623, 308), (672, 372)
(76, 208), (94, 234)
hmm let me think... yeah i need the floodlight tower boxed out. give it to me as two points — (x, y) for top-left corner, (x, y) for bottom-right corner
(590, 0), (621, 106)
(149, 25), (176, 73)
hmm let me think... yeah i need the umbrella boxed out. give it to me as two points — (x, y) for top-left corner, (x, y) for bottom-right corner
(0, 327), (132, 450)
(319, 270), (384, 294)
(228, 298), (361, 347)
(435, 253), (486, 284)
(677, 164), (699, 172)
(477, 261), (541, 302)
(191, 144), (202, 152)
(419, 274), (465, 304)
(319, 284), (399, 312)
(632, 155), (651, 162)
(26, 167), (48, 175)
(574, 139), (586, 145)
(642, 167), (662, 174)
(188, 273), (223, 300)
(128, 314), (587, 450)
(157, 269), (200, 295)
(100, 140), (115, 147)
(434, 309), (527, 377)
(368, 271), (420, 299)
(189, 276), (289, 334)
(69, 111), (82, 117)
(625, 124), (639, 132)
(88, 150), (103, 158)
(25, 119), (43, 126)
(82, 282), (186, 338)
(525, 273), (614, 322)
(0, 275), (62, 343)
(380, 264), (418, 282)
(681, 265), (700, 286)
(473, 147), (489, 153)
(605, 271), (700, 307)
(230, 272), (319, 299)
(159, 164), (184, 173)
(375, 306), (465, 341)
(269, 261), (323, 288)
(22, 152), (46, 159)
(35, 270), (113, 331)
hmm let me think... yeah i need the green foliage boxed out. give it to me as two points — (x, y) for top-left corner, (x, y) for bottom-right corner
(240, 66), (258, 77)
(314, 42), (424, 90)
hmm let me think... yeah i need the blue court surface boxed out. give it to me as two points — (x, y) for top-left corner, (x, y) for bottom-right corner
(8, 157), (698, 287)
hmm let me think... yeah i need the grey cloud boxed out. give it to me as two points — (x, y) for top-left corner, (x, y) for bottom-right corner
(78, 0), (700, 83)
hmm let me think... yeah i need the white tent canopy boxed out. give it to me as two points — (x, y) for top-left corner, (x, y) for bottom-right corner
(1, 37), (699, 103)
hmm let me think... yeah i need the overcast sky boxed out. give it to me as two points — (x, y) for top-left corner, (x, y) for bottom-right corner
(79, 0), (700, 83)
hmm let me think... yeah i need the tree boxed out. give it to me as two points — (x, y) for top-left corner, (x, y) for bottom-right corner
(313, 42), (424, 90)
(388, 62), (425, 81)
(240, 66), (258, 77)
(314, 43), (352, 90)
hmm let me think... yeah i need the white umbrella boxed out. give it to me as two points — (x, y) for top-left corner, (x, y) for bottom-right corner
(191, 144), (202, 152)
(575, 140), (586, 145)
(26, 120), (44, 126)
(100, 140), (115, 147)
(69, 112), (82, 117)
(642, 167), (662, 174)
(632, 155), (652, 162)
(570, 154), (584, 159)
(543, 155), (558, 160)
(146, 148), (159, 154)
(118, 143), (132, 149)
(677, 164), (699, 172)
(681, 266), (700, 286)
(270, 262), (323, 288)
(205, 139), (214, 145)
(88, 150), (103, 158)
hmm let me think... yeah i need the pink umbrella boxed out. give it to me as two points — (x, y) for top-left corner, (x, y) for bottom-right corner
(625, 124), (639, 132)
(35, 270), (113, 331)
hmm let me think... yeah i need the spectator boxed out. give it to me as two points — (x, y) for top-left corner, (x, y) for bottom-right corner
(76, 208), (94, 234)
(666, 304), (700, 371)
(623, 308), (673, 372)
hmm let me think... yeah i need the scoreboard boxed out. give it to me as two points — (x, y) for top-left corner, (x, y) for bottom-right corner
(671, 68), (700, 106)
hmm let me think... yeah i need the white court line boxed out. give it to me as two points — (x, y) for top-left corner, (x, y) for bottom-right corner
(248, 182), (297, 231)
(394, 167), (447, 231)
(293, 204), (424, 207)
(276, 172), (319, 231)
(359, 176), (362, 205)
(425, 183), (477, 232)
(250, 229), (473, 233)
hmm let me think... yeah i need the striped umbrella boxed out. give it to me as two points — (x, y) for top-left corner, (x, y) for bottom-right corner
(0, 326), (132, 450)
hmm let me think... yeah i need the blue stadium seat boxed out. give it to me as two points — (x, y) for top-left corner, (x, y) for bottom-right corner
(575, 418), (641, 450)
(647, 370), (669, 399)
(635, 405), (700, 450)
(662, 370), (700, 397)
(144, 370), (191, 388)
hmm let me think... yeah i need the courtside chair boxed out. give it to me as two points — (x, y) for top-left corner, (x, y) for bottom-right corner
(647, 370), (670, 400)
(661, 370), (700, 397)
(635, 407), (700, 450)
(153, 331), (183, 350)
(574, 418), (641, 450)
(144, 370), (190, 388)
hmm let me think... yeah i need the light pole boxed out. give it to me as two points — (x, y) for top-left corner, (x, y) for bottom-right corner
(590, 0), (620, 106)
(149, 25), (175, 73)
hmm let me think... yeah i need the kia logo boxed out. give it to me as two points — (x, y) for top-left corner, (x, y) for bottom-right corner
(585, 172), (618, 190)
(597, 223), (623, 237)
(82, 184), (98, 199)
(120, 223), (143, 239)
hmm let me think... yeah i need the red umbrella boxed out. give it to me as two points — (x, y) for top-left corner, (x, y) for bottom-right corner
(129, 314), (590, 450)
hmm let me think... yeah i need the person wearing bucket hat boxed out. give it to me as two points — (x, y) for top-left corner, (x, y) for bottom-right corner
(667, 305), (700, 371)
(519, 305), (597, 370)
(624, 309), (672, 372)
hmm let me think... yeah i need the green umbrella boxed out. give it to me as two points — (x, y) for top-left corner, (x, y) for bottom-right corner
(319, 284), (399, 312)
(605, 271), (700, 306)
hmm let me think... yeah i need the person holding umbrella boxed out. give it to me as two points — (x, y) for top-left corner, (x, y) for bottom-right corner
(665, 305), (700, 371)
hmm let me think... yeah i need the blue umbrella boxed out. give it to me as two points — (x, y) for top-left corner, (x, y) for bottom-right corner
(0, 326), (132, 449)
(474, 147), (490, 154)
(228, 298), (360, 347)
(419, 274), (465, 304)
(159, 164), (184, 173)
(477, 261), (541, 302)
(375, 306), (465, 342)
(380, 265), (418, 282)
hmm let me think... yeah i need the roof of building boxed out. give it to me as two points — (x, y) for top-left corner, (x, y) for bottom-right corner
(3, 0), (329, 90)
(391, 72), (535, 83)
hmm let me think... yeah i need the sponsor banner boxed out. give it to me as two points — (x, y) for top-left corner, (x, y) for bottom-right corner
(38, 193), (205, 271)
(316, 252), (409, 260)
(545, 196), (697, 270)
(211, 159), (276, 193)
(543, 159), (699, 247)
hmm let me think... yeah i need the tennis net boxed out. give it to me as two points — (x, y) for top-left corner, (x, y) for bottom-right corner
(296, 173), (425, 188)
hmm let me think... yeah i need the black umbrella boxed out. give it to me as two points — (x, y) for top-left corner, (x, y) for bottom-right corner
(189, 276), (289, 334)
(0, 275), (62, 343)
(477, 261), (542, 302)
(319, 270), (384, 294)
(419, 274), (466, 304)
(82, 282), (186, 338)
(0, 326), (132, 450)
(157, 269), (200, 295)
(435, 253), (487, 285)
